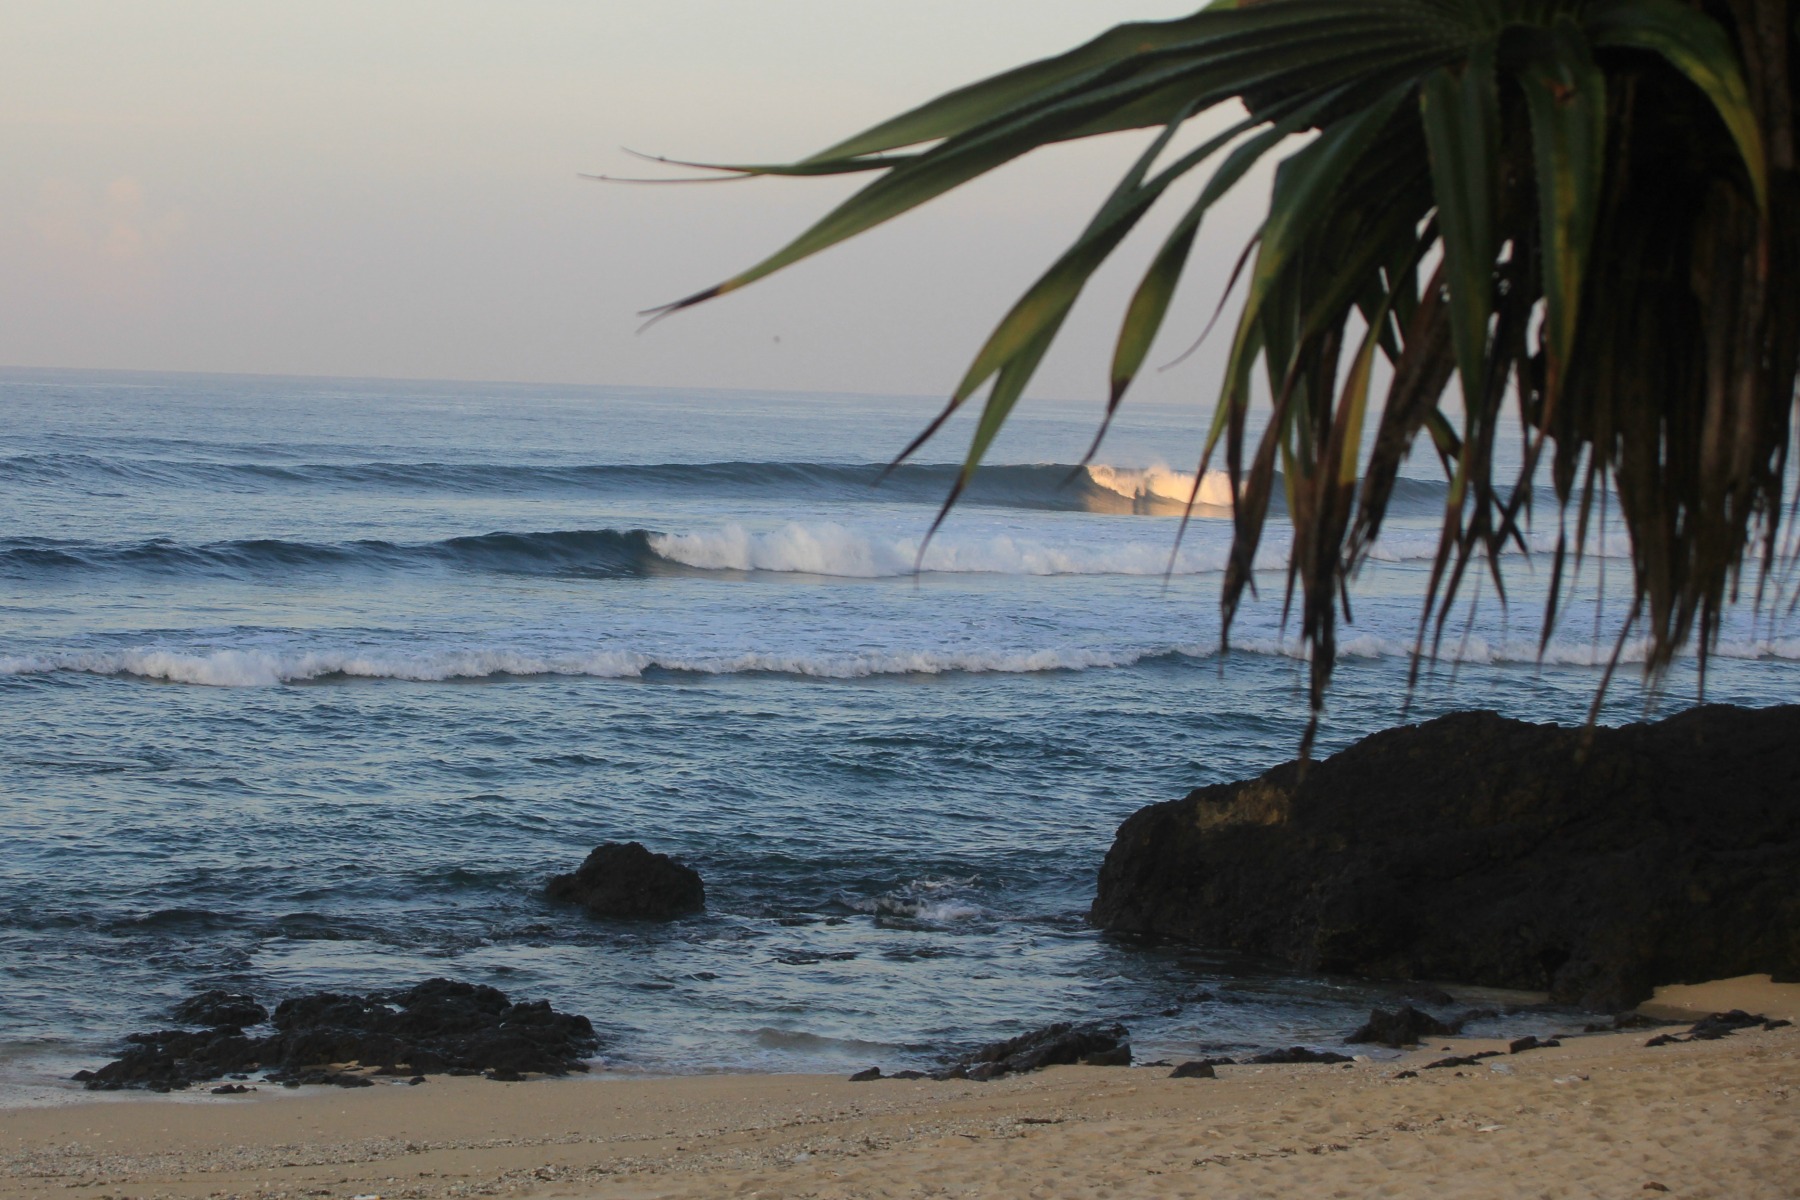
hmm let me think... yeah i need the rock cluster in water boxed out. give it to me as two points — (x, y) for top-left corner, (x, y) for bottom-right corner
(546, 841), (705, 919)
(1091, 704), (1800, 1010)
(75, 978), (600, 1091)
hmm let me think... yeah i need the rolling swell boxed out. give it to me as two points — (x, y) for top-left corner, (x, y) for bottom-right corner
(0, 452), (1459, 516)
(0, 529), (660, 580)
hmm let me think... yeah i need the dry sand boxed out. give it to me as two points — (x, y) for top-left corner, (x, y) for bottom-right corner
(4, 976), (1795, 1200)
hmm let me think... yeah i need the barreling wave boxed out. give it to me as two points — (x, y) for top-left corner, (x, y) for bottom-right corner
(0, 452), (1455, 518)
(1085, 464), (1237, 506)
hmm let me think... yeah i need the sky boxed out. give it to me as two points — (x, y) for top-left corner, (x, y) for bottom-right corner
(0, 2), (1274, 403)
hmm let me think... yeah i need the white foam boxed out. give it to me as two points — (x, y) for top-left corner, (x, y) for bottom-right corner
(644, 514), (1631, 581)
(647, 521), (1258, 577)
(0, 644), (1160, 687)
(1086, 463), (1237, 507)
(1365, 526), (1634, 563)
(1225, 632), (1800, 667)
(844, 877), (987, 923)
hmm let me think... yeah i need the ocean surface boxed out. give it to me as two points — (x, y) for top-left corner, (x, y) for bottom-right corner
(2, 367), (1795, 1103)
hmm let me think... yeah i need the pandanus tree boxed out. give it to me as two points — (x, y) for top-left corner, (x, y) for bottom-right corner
(649, 0), (1798, 744)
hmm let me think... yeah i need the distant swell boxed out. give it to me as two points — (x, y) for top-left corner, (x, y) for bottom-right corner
(0, 453), (1455, 517)
(0, 529), (659, 579)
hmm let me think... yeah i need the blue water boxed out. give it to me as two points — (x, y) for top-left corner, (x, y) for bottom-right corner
(2, 367), (1795, 1101)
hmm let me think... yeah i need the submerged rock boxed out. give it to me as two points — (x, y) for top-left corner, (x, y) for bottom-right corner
(171, 990), (268, 1029)
(1091, 704), (1800, 1010)
(78, 978), (599, 1091)
(546, 841), (704, 919)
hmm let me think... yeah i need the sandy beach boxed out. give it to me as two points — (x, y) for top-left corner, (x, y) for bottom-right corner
(4, 977), (1794, 1200)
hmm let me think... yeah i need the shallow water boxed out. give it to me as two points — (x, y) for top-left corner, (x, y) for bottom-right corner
(2, 368), (1792, 1102)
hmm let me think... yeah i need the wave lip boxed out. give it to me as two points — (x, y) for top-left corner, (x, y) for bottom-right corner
(1085, 464), (1237, 507)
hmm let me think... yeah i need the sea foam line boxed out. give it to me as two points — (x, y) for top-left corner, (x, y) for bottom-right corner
(645, 522), (1277, 577)
(0, 645), (1156, 687)
(3, 631), (1794, 688)
(647, 521), (1630, 578)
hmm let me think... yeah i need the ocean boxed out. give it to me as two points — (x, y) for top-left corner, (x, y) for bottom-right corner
(2, 367), (1794, 1103)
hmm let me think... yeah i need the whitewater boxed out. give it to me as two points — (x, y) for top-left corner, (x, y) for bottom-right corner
(2, 367), (1794, 1102)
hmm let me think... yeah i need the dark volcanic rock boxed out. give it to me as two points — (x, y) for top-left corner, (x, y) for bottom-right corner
(1645, 1009), (1779, 1047)
(79, 978), (599, 1091)
(1349, 1005), (1462, 1048)
(1091, 705), (1800, 1010)
(172, 990), (268, 1029)
(1169, 1060), (1216, 1079)
(1249, 1046), (1354, 1065)
(1684, 1009), (1766, 1040)
(938, 1022), (1129, 1080)
(546, 841), (704, 919)
(1425, 1051), (1503, 1069)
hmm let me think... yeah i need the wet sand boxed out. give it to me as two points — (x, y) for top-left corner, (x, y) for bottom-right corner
(3, 976), (1794, 1199)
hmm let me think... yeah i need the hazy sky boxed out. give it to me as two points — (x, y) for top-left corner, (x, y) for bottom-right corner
(1, 2), (1273, 403)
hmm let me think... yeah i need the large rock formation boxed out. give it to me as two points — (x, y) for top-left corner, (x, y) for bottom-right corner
(546, 841), (705, 919)
(1091, 705), (1800, 1010)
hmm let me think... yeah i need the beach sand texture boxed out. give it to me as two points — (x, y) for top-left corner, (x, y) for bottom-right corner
(3, 978), (1794, 1200)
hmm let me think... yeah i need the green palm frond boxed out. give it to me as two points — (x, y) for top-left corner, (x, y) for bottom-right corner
(652, 0), (1796, 745)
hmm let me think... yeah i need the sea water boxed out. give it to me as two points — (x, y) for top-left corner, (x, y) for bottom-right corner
(2, 367), (1794, 1102)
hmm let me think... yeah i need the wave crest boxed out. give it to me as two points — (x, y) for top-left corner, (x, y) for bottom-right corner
(1085, 464), (1237, 507)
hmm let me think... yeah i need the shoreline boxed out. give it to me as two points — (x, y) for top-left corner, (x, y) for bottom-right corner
(4, 977), (1794, 1199)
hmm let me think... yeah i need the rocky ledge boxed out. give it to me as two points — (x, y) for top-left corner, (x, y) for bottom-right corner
(77, 978), (600, 1091)
(1091, 704), (1800, 1010)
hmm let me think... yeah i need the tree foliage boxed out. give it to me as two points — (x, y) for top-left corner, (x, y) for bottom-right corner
(652, 0), (1799, 744)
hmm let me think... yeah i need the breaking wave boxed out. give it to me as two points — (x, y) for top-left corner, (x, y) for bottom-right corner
(1086, 464), (1238, 506)
(643, 523), (1279, 577)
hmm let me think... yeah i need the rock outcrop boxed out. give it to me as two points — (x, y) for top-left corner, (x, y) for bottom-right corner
(1348, 1005), (1462, 1048)
(1091, 705), (1800, 1010)
(939, 1022), (1130, 1080)
(77, 979), (599, 1091)
(546, 841), (704, 919)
